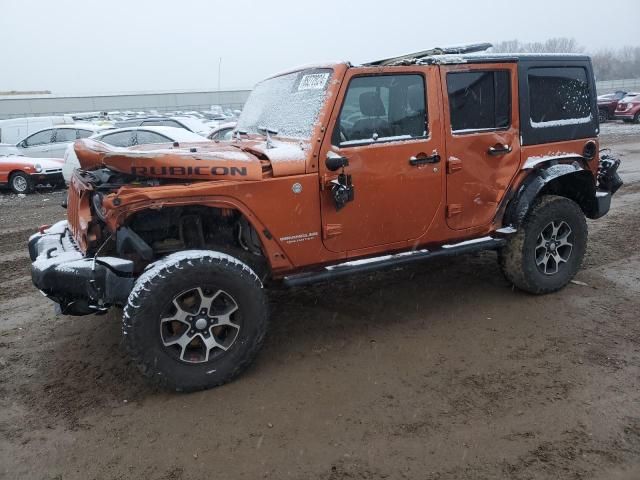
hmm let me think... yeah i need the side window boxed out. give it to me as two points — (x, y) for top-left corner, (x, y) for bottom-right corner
(54, 129), (76, 143)
(162, 120), (184, 129)
(140, 120), (164, 127)
(447, 71), (511, 133)
(23, 129), (53, 146)
(528, 67), (591, 126)
(99, 131), (134, 147)
(335, 74), (427, 146)
(135, 131), (171, 145)
(76, 129), (94, 139)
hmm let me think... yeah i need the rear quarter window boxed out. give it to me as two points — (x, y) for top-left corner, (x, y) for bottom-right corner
(528, 67), (592, 127)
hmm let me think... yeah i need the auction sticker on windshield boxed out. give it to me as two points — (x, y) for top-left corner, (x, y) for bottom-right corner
(298, 73), (330, 91)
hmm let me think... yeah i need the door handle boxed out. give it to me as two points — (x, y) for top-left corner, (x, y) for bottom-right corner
(409, 153), (440, 166)
(488, 144), (512, 156)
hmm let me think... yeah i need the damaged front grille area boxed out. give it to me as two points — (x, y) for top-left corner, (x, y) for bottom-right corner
(67, 174), (93, 253)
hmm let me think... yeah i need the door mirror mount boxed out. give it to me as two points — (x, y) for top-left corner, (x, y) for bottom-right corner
(325, 152), (349, 172)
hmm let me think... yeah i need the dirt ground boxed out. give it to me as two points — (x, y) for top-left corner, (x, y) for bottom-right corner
(1, 124), (640, 480)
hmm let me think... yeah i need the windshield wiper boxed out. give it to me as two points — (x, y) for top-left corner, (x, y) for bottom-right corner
(257, 125), (279, 149)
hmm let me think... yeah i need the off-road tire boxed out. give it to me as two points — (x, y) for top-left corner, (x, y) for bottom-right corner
(499, 195), (587, 294)
(123, 250), (268, 392)
(9, 171), (34, 194)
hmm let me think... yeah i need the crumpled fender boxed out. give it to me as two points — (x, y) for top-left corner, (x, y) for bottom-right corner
(503, 160), (597, 227)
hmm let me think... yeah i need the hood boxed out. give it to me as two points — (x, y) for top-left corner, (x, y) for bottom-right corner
(73, 137), (309, 181)
(74, 138), (264, 181)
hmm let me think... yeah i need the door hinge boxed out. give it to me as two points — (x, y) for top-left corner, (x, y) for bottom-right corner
(323, 224), (343, 239)
(447, 157), (463, 174)
(447, 204), (463, 217)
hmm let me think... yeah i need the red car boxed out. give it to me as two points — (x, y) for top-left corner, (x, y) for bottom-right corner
(597, 90), (627, 122)
(0, 154), (64, 194)
(614, 93), (640, 123)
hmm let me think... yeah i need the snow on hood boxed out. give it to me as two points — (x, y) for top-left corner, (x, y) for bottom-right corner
(244, 138), (309, 176)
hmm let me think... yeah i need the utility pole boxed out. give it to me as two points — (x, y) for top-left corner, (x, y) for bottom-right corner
(218, 57), (222, 92)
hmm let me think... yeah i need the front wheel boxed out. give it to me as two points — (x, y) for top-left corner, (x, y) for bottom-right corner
(9, 171), (34, 194)
(123, 251), (268, 391)
(499, 195), (587, 294)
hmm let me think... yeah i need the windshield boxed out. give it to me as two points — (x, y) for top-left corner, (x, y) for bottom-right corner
(237, 68), (333, 139)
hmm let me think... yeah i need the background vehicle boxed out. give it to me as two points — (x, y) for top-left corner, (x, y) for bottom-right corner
(597, 90), (627, 122)
(114, 116), (210, 136)
(29, 47), (621, 391)
(2, 125), (111, 159)
(207, 121), (236, 140)
(0, 115), (73, 144)
(62, 126), (212, 181)
(614, 93), (640, 123)
(0, 154), (64, 193)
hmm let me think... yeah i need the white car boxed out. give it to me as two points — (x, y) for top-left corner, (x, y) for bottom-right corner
(2, 125), (111, 159)
(62, 126), (211, 182)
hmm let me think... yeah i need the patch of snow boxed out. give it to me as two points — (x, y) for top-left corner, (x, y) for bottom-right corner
(530, 116), (593, 128)
(441, 236), (493, 249)
(326, 249), (429, 270)
(523, 152), (581, 169)
(340, 135), (414, 146)
(127, 250), (261, 307)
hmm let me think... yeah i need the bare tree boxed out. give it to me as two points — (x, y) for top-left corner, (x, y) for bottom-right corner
(492, 38), (640, 81)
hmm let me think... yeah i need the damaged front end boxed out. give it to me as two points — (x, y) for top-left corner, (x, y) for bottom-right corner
(29, 220), (135, 315)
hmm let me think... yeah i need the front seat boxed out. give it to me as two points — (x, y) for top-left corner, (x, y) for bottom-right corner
(350, 91), (391, 141)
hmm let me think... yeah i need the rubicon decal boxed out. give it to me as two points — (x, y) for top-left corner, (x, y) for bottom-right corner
(131, 166), (248, 177)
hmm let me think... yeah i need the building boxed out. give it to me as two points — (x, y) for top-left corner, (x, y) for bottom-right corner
(0, 89), (252, 119)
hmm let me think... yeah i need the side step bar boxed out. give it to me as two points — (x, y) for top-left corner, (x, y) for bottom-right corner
(282, 236), (507, 288)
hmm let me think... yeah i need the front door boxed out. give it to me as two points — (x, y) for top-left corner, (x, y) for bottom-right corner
(319, 67), (443, 253)
(440, 63), (521, 230)
(19, 128), (55, 158)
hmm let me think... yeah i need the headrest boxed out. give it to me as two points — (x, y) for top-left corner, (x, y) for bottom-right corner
(408, 87), (424, 112)
(359, 91), (386, 117)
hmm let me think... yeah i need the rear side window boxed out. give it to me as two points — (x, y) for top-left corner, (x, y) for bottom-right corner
(54, 129), (76, 143)
(100, 131), (134, 147)
(447, 71), (511, 132)
(528, 67), (591, 126)
(76, 129), (94, 139)
(135, 131), (171, 145)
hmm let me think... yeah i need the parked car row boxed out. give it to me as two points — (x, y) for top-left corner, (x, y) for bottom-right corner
(62, 126), (210, 181)
(597, 90), (640, 123)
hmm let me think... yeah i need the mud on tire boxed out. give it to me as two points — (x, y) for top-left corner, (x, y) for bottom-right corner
(499, 195), (587, 294)
(123, 250), (268, 392)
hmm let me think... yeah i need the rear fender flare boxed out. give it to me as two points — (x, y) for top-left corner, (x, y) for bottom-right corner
(503, 160), (596, 227)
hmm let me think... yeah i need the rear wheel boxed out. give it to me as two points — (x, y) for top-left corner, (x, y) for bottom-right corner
(123, 250), (268, 391)
(598, 109), (608, 123)
(9, 171), (33, 194)
(499, 195), (587, 294)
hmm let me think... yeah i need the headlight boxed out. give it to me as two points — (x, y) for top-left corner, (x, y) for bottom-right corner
(34, 163), (43, 173)
(627, 103), (633, 110)
(92, 192), (107, 221)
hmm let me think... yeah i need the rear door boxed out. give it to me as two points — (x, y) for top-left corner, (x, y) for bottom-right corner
(440, 63), (521, 230)
(319, 66), (444, 253)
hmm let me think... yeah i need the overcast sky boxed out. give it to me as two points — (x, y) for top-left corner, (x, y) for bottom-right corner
(0, 0), (637, 94)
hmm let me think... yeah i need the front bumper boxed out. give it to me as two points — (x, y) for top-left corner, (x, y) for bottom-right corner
(30, 171), (64, 185)
(29, 221), (135, 315)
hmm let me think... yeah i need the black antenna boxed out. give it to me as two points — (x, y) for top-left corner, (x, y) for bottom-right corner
(364, 43), (493, 66)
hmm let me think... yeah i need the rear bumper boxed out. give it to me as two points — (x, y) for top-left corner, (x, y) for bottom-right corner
(29, 221), (135, 315)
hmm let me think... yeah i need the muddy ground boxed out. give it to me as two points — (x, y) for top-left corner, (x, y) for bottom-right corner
(1, 125), (639, 479)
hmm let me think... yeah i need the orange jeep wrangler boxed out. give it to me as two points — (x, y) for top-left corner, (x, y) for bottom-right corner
(29, 44), (622, 391)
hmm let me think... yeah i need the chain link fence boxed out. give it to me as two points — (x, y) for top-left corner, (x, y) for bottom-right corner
(596, 79), (640, 94)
